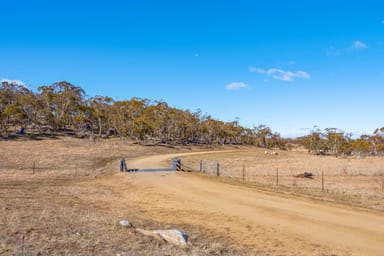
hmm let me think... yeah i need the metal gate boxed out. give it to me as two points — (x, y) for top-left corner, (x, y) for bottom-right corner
(120, 157), (182, 172)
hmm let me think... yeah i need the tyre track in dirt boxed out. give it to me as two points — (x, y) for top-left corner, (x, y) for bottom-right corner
(100, 152), (384, 256)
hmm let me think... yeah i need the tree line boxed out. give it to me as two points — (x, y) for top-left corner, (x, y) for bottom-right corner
(1, 80), (383, 155)
(0, 81), (285, 147)
(297, 126), (384, 156)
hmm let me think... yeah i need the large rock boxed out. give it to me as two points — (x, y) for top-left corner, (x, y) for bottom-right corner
(136, 228), (188, 246)
(153, 229), (188, 246)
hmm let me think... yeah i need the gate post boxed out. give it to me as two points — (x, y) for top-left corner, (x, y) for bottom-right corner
(120, 158), (126, 172)
(173, 158), (182, 171)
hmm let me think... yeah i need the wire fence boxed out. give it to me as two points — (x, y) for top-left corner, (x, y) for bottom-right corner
(186, 158), (384, 210)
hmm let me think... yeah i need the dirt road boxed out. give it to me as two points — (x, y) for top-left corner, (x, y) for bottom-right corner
(102, 152), (384, 255)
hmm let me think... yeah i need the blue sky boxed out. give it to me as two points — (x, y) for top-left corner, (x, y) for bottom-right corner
(1, 1), (384, 137)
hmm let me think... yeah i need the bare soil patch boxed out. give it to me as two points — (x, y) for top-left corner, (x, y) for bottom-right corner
(181, 149), (384, 210)
(1, 138), (384, 255)
(113, 152), (384, 256)
(0, 138), (242, 255)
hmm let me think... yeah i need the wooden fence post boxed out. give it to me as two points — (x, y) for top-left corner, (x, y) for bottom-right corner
(242, 165), (245, 182)
(276, 168), (279, 186)
(217, 162), (220, 177)
(21, 235), (25, 256)
(32, 161), (35, 175)
(200, 160), (203, 172)
(176, 159), (181, 171)
(322, 171), (324, 192)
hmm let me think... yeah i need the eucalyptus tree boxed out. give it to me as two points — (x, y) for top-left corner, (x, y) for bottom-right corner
(253, 125), (273, 148)
(0, 81), (36, 134)
(109, 98), (148, 139)
(89, 96), (114, 136)
(324, 128), (345, 155)
(371, 127), (384, 155)
(37, 81), (85, 131)
(301, 126), (324, 154)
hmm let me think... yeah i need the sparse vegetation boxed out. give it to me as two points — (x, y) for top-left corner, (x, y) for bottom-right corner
(182, 150), (384, 210)
(0, 138), (245, 255)
(1, 137), (384, 255)
(2, 81), (384, 255)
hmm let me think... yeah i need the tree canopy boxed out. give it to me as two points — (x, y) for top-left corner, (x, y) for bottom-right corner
(0, 81), (286, 147)
(1, 80), (383, 155)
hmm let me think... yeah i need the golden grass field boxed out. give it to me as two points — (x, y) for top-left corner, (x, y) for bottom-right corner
(1, 137), (384, 255)
(0, 137), (246, 255)
(181, 149), (384, 210)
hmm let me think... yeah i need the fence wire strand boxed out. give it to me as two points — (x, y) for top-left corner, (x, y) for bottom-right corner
(194, 159), (384, 203)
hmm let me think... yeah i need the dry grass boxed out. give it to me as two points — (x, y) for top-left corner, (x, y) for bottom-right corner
(2, 137), (383, 255)
(0, 137), (244, 255)
(181, 149), (384, 210)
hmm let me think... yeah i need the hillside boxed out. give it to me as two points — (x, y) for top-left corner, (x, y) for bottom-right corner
(1, 137), (384, 255)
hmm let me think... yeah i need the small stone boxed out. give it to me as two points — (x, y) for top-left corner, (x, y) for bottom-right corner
(119, 220), (132, 227)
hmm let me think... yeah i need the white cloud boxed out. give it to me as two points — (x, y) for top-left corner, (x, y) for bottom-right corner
(1, 78), (26, 86)
(327, 40), (367, 56)
(226, 82), (249, 90)
(267, 69), (310, 82)
(350, 40), (367, 50)
(248, 66), (265, 73)
(249, 66), (310, 82)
